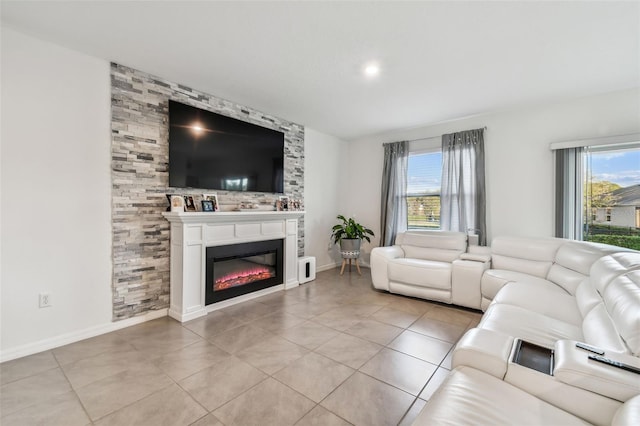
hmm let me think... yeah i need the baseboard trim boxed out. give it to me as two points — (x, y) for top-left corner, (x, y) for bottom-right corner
(316, 262), (340, 272)
(0, 308), (168, 363)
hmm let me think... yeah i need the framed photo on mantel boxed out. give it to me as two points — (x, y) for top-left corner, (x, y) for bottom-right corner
(202, 194), (219, 211)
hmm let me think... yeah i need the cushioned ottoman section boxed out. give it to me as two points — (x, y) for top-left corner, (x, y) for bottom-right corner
(492, 282), (582, 325)
(479, 304), (583, 347)
(412, 366), (590, 426)
(388, 258), (451, 290)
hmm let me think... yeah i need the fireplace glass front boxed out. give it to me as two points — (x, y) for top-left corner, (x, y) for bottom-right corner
(206, 239), (283, 305)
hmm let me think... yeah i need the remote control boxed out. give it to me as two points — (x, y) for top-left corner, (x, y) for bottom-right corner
(576, 342), (605, 356)
(588, 355), (640, 375)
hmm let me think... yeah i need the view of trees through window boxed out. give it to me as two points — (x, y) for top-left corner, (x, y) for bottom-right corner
(407, 151), (442, 229)
(583, 146), (640, 250)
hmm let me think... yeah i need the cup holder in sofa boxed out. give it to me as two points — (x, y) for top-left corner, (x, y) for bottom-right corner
(512, 339), (554, 375)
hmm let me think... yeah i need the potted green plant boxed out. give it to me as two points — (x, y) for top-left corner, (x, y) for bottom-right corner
(330, 215), (375, 253)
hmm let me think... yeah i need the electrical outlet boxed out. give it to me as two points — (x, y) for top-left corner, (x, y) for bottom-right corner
(39, 293), (52, 308)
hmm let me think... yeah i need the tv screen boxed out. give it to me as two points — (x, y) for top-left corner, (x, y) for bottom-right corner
(169, 100), (284, 193)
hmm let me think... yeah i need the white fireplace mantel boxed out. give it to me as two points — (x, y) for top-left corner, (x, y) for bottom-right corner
(162, 211), (305, 322)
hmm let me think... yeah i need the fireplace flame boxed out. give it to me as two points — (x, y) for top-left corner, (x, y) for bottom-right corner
(214, 265), (275, 291)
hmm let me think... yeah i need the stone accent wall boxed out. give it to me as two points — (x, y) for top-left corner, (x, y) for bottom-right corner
(111, 63), (304, 321)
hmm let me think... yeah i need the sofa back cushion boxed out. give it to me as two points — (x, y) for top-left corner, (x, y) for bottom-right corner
(490, 237), (563, 279)
(548, 241), (620, 295)
(581, 303), (629, 354)
(590, 252), (640, 295)
(601, 271), (640, 356)
(396, 231), (467, 263)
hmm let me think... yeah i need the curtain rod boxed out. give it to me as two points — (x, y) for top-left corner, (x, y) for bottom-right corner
(404, 126), (487, 143)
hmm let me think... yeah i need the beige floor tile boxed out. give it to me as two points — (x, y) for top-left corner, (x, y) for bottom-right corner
(251, 310), (307, 333)
(220, 300), (275, 322)
(441, 349), (453, 369)
(61, 348), (149, 389)
(344, 318), (403, 345)
(179, 356), (267, 411)
(183, 310), (249, 339)
(129, 325), (203, 357)
(75, 364), (173, 420)
(0, 390), (90, 426)
(360, 348), (437, 396)
(283, 300), (336, 319)
(236, 336), (309, 374)
(278, 320), (340, 350)
(313, 303), (379, 332)
(94, 384), (206, 426)
(153, 340), (231, 381)
(419, 367), (450, 401)
(408, 316), (468, 343)
(388, 330), (452, 365)
(316, 333), (382, 369)
(116, 317), (184, 340)
(371, 306), (420, 328)
(424, 305), (475, 326)
(189, 413), (225, 426)
(321, 372), (414, 426)
(213, 378), (315, 426)
(274, 352), (354, 403)
(0, 350), (58, 386)
(53, 333), (133, 366)
(387, 297), (434, 316)
(208, 323), (274, 354)
(398, 398), (427, 426)
(295, 405), (352, 426)
(0, 368), (72, 416)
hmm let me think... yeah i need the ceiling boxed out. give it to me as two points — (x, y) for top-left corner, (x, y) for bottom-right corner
(2, 1), (638, 141)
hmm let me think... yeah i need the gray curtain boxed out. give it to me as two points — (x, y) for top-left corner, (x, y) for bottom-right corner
(380, 141), (409, 246)
(441, 129), (487, 245)
(555, 147), (584, 239)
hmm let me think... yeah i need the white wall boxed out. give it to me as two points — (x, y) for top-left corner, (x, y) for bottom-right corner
(1, 28), (113, 359)
(304, 128), (348, 270)
(346, 88), (640, 249)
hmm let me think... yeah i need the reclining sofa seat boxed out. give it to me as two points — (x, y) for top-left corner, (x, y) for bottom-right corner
(371, 230), (467, 303)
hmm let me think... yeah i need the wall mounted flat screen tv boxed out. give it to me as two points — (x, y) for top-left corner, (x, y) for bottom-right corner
(169, 100), (284, 193)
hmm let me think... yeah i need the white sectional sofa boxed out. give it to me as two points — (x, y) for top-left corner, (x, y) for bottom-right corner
(371, 232), (640, 425)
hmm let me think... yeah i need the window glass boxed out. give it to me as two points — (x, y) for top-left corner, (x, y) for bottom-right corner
(583, 145), (640, 250)
(407, 151), (442, 229)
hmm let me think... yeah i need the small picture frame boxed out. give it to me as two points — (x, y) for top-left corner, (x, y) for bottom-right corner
(278, 196), (289, 211)
(183, 195), (197, 212)
(170, 195), (185, 212)
(202, 193), (219, 212)
(201, 200), (215, 212)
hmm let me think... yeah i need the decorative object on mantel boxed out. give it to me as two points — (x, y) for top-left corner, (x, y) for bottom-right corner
(277, 195), (290, 211)
(330, 215), (375, 275)
(184, 195), (197, 212)
(201, 200), (215, 212)
(169, 194), (185, 212)
(202, 194), (219, 211)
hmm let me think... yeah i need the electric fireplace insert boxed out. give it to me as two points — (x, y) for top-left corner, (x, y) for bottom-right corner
(205, 239), (283, 305)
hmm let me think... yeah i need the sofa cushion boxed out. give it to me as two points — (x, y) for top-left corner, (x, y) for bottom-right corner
(590, 252), (640, 296)
(581, 303), (629, 354)
(397, 231), (466, 263)
(481, 269), (567, 302)
(388, 258), (451, 290)
(490, 236), (563, 278)
(601, 271), (640, 355)
(412, 366), (590, 426)
(491, 282), (582, 325)
(479, 304), (583, 347)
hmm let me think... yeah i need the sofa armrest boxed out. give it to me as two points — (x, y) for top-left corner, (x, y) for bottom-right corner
(554, 340), (640, 402)
(460, 253), (492, 263)
(452, 256), (490, 309)
(370, 245), (405, 291)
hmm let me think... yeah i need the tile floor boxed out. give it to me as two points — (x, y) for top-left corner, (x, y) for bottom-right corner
(0, 268), (482, 426)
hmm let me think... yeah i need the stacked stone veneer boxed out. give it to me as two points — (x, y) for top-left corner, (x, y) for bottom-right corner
(111, 63), (304, 321)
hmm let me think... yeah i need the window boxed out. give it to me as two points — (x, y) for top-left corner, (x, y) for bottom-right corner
(582, 145), (640, 250)
(407, 151), (442, 229)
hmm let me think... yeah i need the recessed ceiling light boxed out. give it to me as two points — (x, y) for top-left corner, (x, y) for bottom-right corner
(364, 63), (380, 77)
